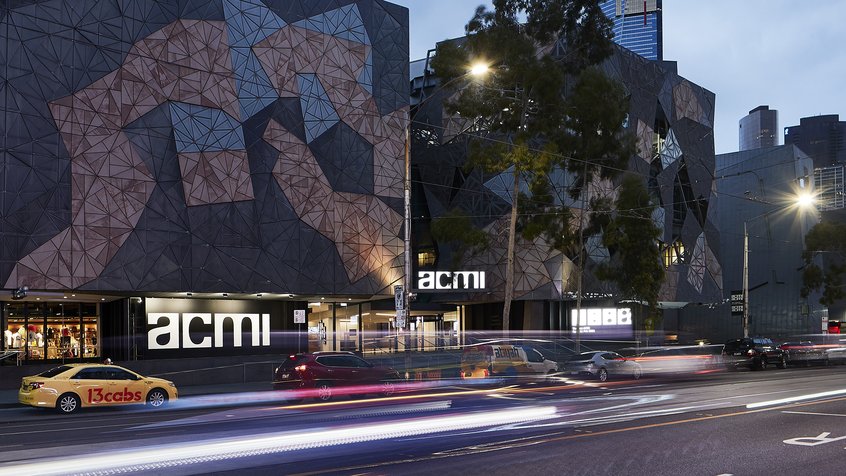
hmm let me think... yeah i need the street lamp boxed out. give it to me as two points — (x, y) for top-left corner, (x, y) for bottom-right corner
(402, 62), (491, 333)
(742, 192), (816, 337)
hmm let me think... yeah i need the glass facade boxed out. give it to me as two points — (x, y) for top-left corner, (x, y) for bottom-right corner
(2, 301), (100, 364)
(306, 302), (461, 354)
(739, 106), (778, 151)
(601, 0), (663, 61)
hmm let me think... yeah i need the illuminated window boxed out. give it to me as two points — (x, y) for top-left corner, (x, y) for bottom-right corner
(417, 249), (436, 267)
(660, 240), (686, 268)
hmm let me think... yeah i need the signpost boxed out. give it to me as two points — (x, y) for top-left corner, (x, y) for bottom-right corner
(294, 309), (306, 353)
(394, 285), (404, 313)
(730, 290), (744, 316)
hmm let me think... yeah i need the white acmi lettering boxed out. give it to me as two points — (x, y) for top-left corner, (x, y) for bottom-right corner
(148, 313), (271, 350)
(417, 271), (486, 290)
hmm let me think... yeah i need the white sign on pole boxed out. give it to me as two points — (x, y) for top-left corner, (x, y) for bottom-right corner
(395, 309), (407, 328)
(394, 285), (404, 311)
(294, 309), (306, 324)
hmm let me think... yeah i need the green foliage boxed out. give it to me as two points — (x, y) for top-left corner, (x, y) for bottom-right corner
(430, 209), (490, 269)
(562, 67), (636, 199)
(429, 0), (655, 323)
(597, 174), (664, 308)
(801, 221), (846, 306)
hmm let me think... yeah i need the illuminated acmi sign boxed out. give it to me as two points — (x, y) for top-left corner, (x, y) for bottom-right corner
(417, 271), (486, 291)
(148, 313), (271, 349)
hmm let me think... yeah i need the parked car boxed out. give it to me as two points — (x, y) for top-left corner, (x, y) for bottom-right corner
(19, 364), (178, 414)
(460, 342), (558, 379)
(273, 352), (400, 401)
(722, 337), (786, 370)
(564, 351), (642, 382)
(778, 341), (828, 366)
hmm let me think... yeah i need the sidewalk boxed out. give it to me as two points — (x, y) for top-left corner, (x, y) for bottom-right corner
(1, 381), (273, 410)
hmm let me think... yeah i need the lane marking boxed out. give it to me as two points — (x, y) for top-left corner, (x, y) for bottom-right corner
(782, 410), (846, 417)
(293, 395), (846, 475)
(747, 388), (846, 409)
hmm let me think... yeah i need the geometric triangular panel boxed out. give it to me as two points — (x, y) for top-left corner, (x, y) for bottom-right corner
(222, 0), (286, 48)
(297, 74), (340, 144)
(292, 3), (370, 45)
(169, 102), (245, 153)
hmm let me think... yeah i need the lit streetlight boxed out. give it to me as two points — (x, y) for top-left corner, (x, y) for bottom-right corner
(742, 193), (816, 337)
(402, 62), (492, 333)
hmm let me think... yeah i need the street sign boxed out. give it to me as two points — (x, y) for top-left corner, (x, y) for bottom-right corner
(730, 290), (744, 316)
(394, 285), (404, 311)
(395, 309), (407, 328)
(294, 309), (306, 324)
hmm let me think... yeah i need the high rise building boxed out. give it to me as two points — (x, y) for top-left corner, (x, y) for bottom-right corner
(739, 105), (778, 151)
(784, 114), (846, 168)
(600, 0), (663, 61)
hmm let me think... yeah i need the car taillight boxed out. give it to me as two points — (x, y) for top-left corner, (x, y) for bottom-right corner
(29, 382), (44, 390)
(483, 369), (489, 377)
(294, 364), (307, 372)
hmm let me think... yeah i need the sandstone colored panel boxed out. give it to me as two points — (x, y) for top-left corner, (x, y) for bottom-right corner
(264, 119), (402, 284)
(179, 151), (255, 206)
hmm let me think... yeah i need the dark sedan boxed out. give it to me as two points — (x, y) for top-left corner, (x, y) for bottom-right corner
(273, 351), (400, 401)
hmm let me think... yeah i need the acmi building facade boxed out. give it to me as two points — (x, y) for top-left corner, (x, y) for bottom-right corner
(411, 45), (724, 338)
(0, 0), (411, 364)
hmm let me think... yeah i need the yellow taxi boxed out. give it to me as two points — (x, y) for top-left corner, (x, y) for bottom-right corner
(19, 363), (178, 414)
(460, 343), (558, 379)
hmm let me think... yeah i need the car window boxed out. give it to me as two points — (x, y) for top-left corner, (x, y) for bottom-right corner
(315, 356), (344, 367)
(106, 368), (138, 380)
(525, 348), (544, 363)
(72, 368), (106, 380)
(332, 356), (370, 368)
(601, 353), (618, 360)
(347, 356), (372, 368)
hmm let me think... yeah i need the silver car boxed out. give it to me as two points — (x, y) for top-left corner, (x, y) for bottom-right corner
(565, 351), (642, 382)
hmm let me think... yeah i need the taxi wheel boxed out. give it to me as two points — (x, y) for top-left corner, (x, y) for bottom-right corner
(56, 393), (80, 414)
(315, 382), (333, 402)
(146, 388), (169, 409)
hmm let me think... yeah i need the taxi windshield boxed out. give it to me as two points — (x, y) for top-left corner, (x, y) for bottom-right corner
(38, 365), (73, 378)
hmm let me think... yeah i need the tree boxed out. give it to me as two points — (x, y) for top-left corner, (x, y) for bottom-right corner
(801, 221), (846, 306)
(431, 0), (636, 332)
(430, 208), (490, 269)
(596, 173), (664, 320)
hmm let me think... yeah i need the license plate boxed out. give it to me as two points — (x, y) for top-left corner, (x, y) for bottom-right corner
(281, 373), (290, 379)
(733, 352), (743, 356)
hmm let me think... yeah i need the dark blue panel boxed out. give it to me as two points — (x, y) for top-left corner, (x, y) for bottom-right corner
(124, 103), (181, 184)
(308, 121), (373, 195)
(292, 3), (369, 45)
(169, 102), (245, 153)
(222, 0), (286, 48)
(357, 0), (408, 116)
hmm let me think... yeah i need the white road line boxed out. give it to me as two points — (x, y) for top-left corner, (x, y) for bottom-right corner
(782, 410), (846, 417)
(747, 388), (846, 409)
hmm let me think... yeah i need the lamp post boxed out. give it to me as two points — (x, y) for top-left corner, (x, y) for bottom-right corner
(742, 193), (815, 338)
(402, 63), (490, 336)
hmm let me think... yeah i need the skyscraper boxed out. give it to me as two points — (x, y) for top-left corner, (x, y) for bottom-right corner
(739, 105), (778, 151)
(784, 114), (846, 168)
(785, 114), (846, 212)
(600, 0), (663, 61)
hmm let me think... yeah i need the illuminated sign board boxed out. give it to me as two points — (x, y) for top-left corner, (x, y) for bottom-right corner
(417, 271), (486, 291)
(148, 313), (270, 350)
(571, 307), (633, 338)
